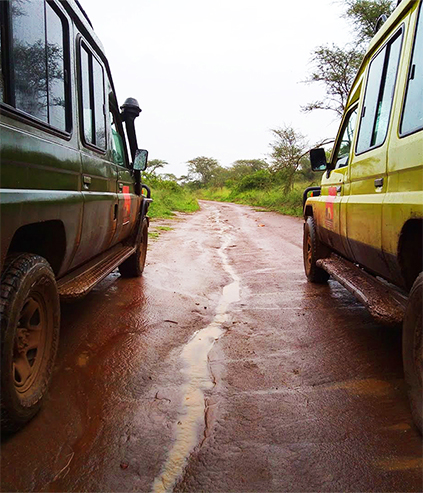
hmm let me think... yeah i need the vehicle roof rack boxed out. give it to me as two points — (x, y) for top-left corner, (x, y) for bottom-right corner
(74, 0), (93, 28)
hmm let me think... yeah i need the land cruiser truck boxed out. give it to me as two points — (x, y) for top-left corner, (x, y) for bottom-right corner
(0, 0), (152, 430)
(303, 0), (422, 432)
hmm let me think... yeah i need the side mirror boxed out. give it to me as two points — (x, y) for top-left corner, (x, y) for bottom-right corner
(310, 148), (328, 171)
(133, 149), (148, 171)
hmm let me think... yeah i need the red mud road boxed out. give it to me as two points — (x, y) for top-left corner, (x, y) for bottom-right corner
(1, 201), (422, 492)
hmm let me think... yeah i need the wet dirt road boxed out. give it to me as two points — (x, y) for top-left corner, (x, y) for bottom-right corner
(1, 201), (422, 492)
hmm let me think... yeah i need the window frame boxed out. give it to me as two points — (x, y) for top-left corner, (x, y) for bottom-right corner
(77, 36), (107, 153)
(0, 0), (72, 138)
(332, 104), (359, 169)
(399, 1), (423, 138)
(355, 26), (404, 156)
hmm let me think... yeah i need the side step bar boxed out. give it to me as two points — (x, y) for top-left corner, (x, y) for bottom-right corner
(58, 244), (135, 301)
(317, 254), (407, 326)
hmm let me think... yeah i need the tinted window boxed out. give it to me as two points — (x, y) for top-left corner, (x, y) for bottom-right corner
(80, 43), (106, 149)
(0, 8), (4, 102)
(401, 5), (423, 135)
(356, 30), (403, 154)
(93, 57), (105, 148)
(12, 0), (48, 122)
(46, 2), (66, 131)
(80, 45), (93, 143)
(8, 0), (67, 129)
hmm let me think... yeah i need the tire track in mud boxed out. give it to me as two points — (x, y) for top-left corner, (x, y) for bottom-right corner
(152, 206), (240, 493)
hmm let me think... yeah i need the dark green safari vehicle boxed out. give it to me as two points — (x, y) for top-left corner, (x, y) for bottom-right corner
(0, 0), (151, 430)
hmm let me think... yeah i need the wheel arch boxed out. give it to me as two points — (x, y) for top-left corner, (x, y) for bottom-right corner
(398, 218), (423, 292)
(7, 221), (67, 277)
(304, 204), (314, 219)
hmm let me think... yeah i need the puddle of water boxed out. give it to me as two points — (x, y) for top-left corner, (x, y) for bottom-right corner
(375, 457), (423, 471)
(76, 351), (90, 367)
(324, 378), (395, 397)
(152, 209), (240, 493)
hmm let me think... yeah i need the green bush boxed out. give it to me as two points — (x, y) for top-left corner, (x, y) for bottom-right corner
(143, 176), (199, 219)
(236, 169), (272, 192)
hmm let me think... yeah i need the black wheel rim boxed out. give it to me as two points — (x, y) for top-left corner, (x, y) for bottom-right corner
(13, 293), (48, 394)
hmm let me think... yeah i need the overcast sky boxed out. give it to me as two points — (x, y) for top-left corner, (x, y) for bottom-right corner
(82, 0), (354, 177)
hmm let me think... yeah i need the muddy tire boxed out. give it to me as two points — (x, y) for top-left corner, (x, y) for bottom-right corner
(403, 272), (422, 434)
(303, 216), (330, 283)
(119, 218), (148, 278)
(1, 254), (60, 432)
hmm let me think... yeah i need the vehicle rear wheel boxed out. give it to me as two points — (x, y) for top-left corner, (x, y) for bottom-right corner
(303, 216), (330, 283)
(119, 218), (148, 278)
(403, 272), (422, 434)
(1, 254), (60, 432)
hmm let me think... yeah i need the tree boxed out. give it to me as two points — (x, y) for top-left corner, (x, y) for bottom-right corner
(343, 0), (396, 44)
(146, 159), (168, 176)
(161, 173), (178, 181)
(228, 159), (268, 180)
(303, 44), (363, 116)
(186, 156), (222, 186)
(269, 126), (309, 194)
(303, 0), (397, 116)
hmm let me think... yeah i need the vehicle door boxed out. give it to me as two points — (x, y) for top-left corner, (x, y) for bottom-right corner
(382, 1), (423, 285)
(346, 27), (404, 278)
(107, 90), (140, 245)
(0, 0), (85, 275)
(71, 38), (118, 268)
(316, 106), (358, 257)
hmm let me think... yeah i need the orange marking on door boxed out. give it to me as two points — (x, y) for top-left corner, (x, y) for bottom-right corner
(123, 185), (131, 221)
(325, 186), (337, 229)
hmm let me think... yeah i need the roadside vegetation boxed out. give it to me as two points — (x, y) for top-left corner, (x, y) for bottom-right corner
(143, 164), (199, 219)
(144, 1), (395, 219)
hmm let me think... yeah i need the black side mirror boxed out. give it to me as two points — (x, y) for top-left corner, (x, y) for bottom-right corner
(133, 149), (148, 171)
(310, 148), (328, 171)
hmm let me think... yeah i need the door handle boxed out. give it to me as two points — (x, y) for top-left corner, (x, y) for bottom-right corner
(336, 185), (342, 193)
(374, 177), (384, 188)
(118, 182), (124, 191)
(83, 175), (91, 189)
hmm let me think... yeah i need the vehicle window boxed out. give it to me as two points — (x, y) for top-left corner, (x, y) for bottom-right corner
(13, 0), (47, 122)
(80, 46), (93, 143)
(0, 10), (4, 102)
(356, 29), (403, 154)
(80, 42), (106, 149)
(401, 4), (423, 135)
(334, 107), (358, 168)
(109, 111), (125, 166)
(93, 57), (105, 148)
(9, 0), (67, 130)
(46, 2), (66, 130)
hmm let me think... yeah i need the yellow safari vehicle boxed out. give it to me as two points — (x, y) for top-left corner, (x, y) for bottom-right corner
(303, 0), (422, 432)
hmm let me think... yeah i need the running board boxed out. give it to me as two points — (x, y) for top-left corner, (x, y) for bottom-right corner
(58, 244), (135, 301)
(316, 254), (407, 326)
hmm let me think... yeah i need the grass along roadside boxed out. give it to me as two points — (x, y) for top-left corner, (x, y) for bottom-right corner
(145, 182), (200, 220)
(196, 182), (316, 217)
(143, 180), (200, 241)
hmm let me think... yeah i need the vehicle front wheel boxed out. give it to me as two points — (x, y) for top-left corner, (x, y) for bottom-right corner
(403, 272), (422, 434)
(1, 254), (60, 432)
(119, 218), (148, 278)
(303, 216), (330, 283)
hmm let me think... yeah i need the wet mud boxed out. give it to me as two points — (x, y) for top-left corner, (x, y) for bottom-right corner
(1, 201), (422, 492)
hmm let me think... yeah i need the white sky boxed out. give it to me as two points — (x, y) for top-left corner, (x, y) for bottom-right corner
(82, 0), (354, 177)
